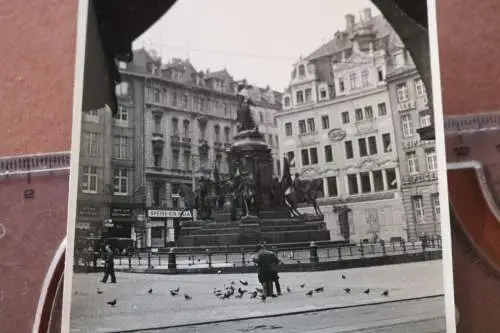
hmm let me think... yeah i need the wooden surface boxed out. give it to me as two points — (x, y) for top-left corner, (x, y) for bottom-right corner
(438, 0), (500, 332)
(0, 0), (77, 332)
(0, 0), (77, 156)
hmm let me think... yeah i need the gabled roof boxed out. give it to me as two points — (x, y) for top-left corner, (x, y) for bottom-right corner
(306, 15), (395, 61)
(205, 69), (233, 81)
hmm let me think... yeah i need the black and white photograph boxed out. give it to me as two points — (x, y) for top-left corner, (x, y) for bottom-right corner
(66, 1), (450, 332)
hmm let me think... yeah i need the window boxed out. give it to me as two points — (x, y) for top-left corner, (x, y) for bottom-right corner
(81, 166), (98, 193)
(215, 154), (222, 170)
(327, 176), (338, 197)
(373, 170), (384, 191)
(284, 96), (291, 107)
(355, 108), (363, 121)
(396, 83), (409, 102)
(301, 149), (310, 166)
(285, 122), (293, 136)
(276, 160), (281, 177)
(415, 79), (426, 97)
(360, 172), (371, 193)
(214, 125), (220, 142)
(84, 109), (99, 122)
(349, 72), (357, 89)
(171, 183), (180, 208)
(114, 105), (128, 124)
(182, 94), (189, 108)
(385, 168), (398, 189)
(172, 150), (180, 169)
(171, 92), (178, 107)
(407, 151), (419, 175)
(431, 193), (440, 221)
(358, 138), (368, 157)
(320, 89), (327, 99)
(393, 52), (405, 67)
(310, 148), (318, 165)
(338, 77), (345, 92)
(259, 112), (264, 123)
(172, 118), (179, 136)
(296, 91), (304, 104)
(152, 182), (163, 206)
(268, 134), (273, 146)
(364, 106), (374, 119)
(184, 152), (191, 171)
(298, 64), (306, 77)
(224, 127), (231, 143)
(113, 136), (129, 160)
(345, 141), (354, 159)
(321, 115), (330, 129)
(224, 103), (230, 117)
(377, 66), (384, 81)
(298, 120), (306, 134)
(275, 135), (279, 148)
(368, 136), (378, 155)
(183, 120), (190, 137)
(377, 103), (387, 116)
(324, 145), (333, 163)
(401, 114), (414, 137)
(116, 82), (129, 97)
(425, 148), (437, 172)
(382, 133), (392, 153)
(420, 111), (431, 128)
(341, 111), (350, 124)
(199, 123), (206, 140)
(287, 151), (295, 165)
(152, 88), (160, 103)
(305, 88), (312, 102)
(83, 132), (99, 156)
(113, 169), (128, 195)
(361, 69), (369, 87)
(307, 118), (315, 132)
(412, 196), (425, 223)
(347, 174), (359, 195)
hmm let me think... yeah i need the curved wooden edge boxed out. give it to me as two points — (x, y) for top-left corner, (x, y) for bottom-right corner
(448, 163), (500, 275)
(32, 238), (66, 333)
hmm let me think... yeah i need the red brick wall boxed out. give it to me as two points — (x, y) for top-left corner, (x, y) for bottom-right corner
(0, 173), (69, 332)
(438, 1), (500, 332)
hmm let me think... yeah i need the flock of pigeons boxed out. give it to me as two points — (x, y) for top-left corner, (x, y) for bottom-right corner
(91, 273), (390, 308)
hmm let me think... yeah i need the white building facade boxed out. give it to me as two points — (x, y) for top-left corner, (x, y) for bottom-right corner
(277, 8), (407, 243)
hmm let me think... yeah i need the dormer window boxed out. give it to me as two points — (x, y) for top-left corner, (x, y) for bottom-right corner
(377, 66), (384, 82)
(298, 64), (306, 78)
(284, 96), (291, 107)
(320, 89), (327, 99)
(393, 51), (405, 67)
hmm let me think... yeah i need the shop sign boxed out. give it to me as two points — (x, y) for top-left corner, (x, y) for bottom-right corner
(147, 209), (192, 218)
(78, 206), (101, 218)
(328, 128), (347, 141)
(111, 207), (133, 218)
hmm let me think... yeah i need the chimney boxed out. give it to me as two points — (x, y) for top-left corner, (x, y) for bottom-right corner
(363, 8), (372, 21)
(345, 14), (355, 30)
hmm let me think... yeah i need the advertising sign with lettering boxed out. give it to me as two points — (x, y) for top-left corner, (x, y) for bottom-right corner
(147, 210), (192, 219)
(328, 128), (347, 141)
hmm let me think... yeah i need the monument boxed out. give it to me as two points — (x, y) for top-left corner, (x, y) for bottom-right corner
(176, 84), (331, 247)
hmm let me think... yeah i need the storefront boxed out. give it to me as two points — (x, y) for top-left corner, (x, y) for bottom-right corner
(146, 209), (193, 248)
(75, 204), (107, 238)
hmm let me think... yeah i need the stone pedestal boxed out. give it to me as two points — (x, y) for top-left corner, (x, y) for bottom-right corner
(228, 129), (274, 214)
(213, 194), (234, 223)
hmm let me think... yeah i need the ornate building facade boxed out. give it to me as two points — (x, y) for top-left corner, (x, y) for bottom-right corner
(276, 8), (407, 242)
(386, 50), (440, 241)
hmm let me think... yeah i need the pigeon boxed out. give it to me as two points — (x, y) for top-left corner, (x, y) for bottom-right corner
(217, 270), (222, 274)
(235, 293), (244, 299)
(238, 288), (247, 294)
(148, 288), (153, 294)
(297, 260), (301, 264)
(286, 286), (291, 293)
(107, 299), (117, 306)
(256, 287), (263, 293)
(300, 283), (306, 288)
(382, 290), (389, 297)
(305, 290), (314, 296)
(314, 287), (324, 293)
(341, 274), (346, 279)
(344, 288), (351, 294)
(250, 291), (258, 298)
(97, 289), (103, 295)
(363, 289), (370, 295)
(170, 290), (178, 296)
(173, 287), (180, 293)
(184, 294), (192, 300)
(230, 281), (236, 285)
(240, 280), (248, 286)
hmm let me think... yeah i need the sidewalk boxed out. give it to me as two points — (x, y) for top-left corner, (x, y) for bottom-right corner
(70, 260), (444, 333)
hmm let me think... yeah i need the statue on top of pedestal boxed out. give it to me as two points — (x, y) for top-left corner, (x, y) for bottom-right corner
(236, 85), (258, 133)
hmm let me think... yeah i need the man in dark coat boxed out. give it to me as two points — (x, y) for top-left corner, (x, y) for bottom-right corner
(253, 245), (280, 299)
(101, 244), (116, 283)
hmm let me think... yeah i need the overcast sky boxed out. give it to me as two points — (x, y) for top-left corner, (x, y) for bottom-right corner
(134, 0), (380, 92)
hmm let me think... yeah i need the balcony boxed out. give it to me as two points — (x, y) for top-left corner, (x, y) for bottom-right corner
(181, 137), (192, 149)
(214, 142), (224, 152)
(171, 135), (181, 147)
(402, 171), (438, 185)
(402, 137), (435, 150)
(297, 131), (319, 146)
